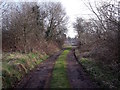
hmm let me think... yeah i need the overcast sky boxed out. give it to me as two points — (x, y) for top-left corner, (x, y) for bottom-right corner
(37, 0), (96, 38)
(58, 0), (119, 38)
(4, 0), (119, 38)
(59, 0), (94, 38)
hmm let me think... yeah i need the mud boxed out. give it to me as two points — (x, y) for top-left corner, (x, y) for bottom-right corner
(14, 51), (62, 89)
(67, 49), (99, 89)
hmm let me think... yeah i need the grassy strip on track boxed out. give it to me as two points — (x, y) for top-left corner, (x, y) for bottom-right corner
(50, 50), (70, 88)
(2, 52), (48, 88)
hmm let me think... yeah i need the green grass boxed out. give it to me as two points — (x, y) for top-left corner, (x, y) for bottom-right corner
(80, 58), (119, 89)
(50, 50), (70, 88)
(2, 52), (49, 88)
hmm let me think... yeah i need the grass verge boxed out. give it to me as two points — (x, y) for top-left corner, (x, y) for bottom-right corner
(79, 57), (119, 89)
(50, 50), (70, 88)
(2, 52), (48, 88)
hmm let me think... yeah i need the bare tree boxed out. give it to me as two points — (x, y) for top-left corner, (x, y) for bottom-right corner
(74, 0), (119, 66)
(39, 2), (68, 41)
(2, 1), (68, 52)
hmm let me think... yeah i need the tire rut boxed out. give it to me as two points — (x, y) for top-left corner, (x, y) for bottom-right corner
(14, 51), (62, 89)
(67, 49), (99, 89)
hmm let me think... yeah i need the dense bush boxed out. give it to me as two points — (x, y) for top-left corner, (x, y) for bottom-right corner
(73, 1), (119, 68)
(2, 2), (68, 53)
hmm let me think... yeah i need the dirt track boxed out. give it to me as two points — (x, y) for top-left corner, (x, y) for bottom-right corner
(14, 51), (62, 89)
(67, 49), (99, 89)
(14, 49), (100, 89)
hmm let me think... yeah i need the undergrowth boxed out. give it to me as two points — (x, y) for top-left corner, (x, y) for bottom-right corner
(2, 52), (48, 88)
(79, 57), (119, 89)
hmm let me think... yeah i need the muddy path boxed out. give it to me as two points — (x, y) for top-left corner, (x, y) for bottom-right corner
(67, 49), (99, 89)
(14, 51), (62, 89)
(14, 48), (100, 89)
